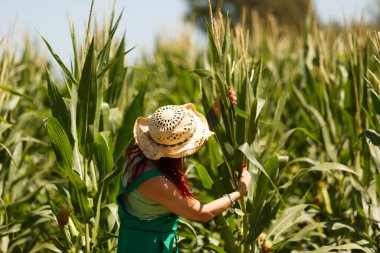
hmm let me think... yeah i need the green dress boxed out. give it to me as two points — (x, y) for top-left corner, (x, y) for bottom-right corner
(117, 167), (180, 253)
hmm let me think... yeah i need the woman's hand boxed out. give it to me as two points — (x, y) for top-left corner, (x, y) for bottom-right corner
(237, 163), (252, 195)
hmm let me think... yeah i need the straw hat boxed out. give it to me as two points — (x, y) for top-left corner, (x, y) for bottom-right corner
(133, 103), (214, 160)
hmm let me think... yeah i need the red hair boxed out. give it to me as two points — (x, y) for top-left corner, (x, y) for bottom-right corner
(126, 145), (195, 199)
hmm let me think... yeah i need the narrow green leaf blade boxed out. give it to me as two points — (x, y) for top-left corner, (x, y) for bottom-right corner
(113, 80), (147, 159)
(46, 71), (73, 146)
(239, 143), (285, 205)
(41, 35), (78, 85)
(194, 163), (214, 190)
(46, 117), (73, 170)
(77, 39), (98, 152)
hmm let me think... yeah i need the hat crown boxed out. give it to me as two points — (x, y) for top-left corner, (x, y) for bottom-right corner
(148, 105), (195, 146)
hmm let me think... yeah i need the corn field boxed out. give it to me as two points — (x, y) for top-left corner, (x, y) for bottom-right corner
(0, 3), (379, 253)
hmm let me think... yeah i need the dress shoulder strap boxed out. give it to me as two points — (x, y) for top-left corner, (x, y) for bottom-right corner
(127, 169), (163, 192)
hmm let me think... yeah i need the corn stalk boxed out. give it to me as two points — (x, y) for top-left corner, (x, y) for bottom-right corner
(43, 9), (148, 251)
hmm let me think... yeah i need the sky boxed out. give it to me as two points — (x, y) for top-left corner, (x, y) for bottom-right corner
(0, 0), (374, 65)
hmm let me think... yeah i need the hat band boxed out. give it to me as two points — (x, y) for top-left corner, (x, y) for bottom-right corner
(154, 133), (194, 148)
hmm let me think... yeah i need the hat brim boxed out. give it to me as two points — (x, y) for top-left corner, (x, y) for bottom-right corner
(133, 103), (214, 160)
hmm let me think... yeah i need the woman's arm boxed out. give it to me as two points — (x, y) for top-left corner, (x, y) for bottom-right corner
(137, 165), (251, 222)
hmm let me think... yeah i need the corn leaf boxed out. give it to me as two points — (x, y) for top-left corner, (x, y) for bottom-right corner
(77, 39), (97, 153)
(194, 163), (214, 190)
(263, 82), (289, 160)
(362, 129), (380, 146)
(46, 71), (73, 146)
(246, 201), (280, 244)
(0, 85), (33, 101)
(202, 244), (227, 253)
(247, 98), (265, 145)
(267, 204), (309, 243)
(46, 117), (73, 170)
(239, 143), (285, 205)
(301, 243), (373, 253)
(113, 79), (147, 159)
(41, 36), (78, 85)
(190, 69), (214, 78)
(94, 133), (114, 181)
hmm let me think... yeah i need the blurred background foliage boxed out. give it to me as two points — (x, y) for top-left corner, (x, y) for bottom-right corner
(186, 0), (313, 33)
(0, 0), (380, 252)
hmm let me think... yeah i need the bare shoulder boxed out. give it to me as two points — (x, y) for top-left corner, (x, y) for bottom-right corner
(137, 161), (190, 204)
(138, 175), (175, 195)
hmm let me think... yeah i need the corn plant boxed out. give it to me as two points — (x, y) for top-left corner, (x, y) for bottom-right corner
(43, 5), (149, 251)
(189, 4), (375, 251)
(189, 7), (293, 251)
(0, 36), (59, 252)
(262, 17), (380, 252)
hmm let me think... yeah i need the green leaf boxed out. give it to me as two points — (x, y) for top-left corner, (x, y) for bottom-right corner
(235, 74), (249, 149)
(263, 82), (289, 159)
(205, 19), (220, 66)
(214, 72), (235, 145)
(247, 98), (265, 145)
(46, 117), (73, 170)
(307, 162), (357, 175)
(125, 65), (151, 74)
(46, 118), (84, 189)
(202, 244), (227, 253)
(41, 35), (78, 85)
(7, 187), (44, 211)
(190, 69), (214, 78)
(362, 129), (380, 146)
(113, 80), (147, 159)
(77, 39), (98, 153)
(234, 107), (249, 119)
(178, 219), (198, 242)
(29, 242), (60, 253)
(370, 88), (380, 115)
(286, 222), (325, 242)
(216, 215), (235, 253)
(251, 156), (279, 216)
(68, 21), (80, 80)
(301, 243), (373, 253)
(200, 85), (234, 168)
(97, 46), (135, 78)
(321, 186), (333, 214)
(376, 174), (380, 200)
(222, 16), (231, 57)
(194, 163), (214, 190)
(94, 133), (114, 180)
(93, 185), (104, 247)
(46, 70), (73, 146)
(46, 117), (93, 223)
(246, 201), (280, 244)
(104, 38), (126, 107)
(268, 204), (308, 244)
(0, 122), (13, 136)
(69, 181), (94, 223)
(293, 86), (337, 161)
(0, 143), (17, 166)
(0, 85), (33, 101)
(97, 10), (124, 66)
(239, 143), (285, 205)
(273, 127), (321, 154)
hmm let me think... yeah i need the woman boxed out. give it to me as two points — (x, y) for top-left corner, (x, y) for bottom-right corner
(117, 103), (252, 253)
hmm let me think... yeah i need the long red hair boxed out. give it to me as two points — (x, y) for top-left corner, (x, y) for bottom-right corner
(126, 145), (195, 199)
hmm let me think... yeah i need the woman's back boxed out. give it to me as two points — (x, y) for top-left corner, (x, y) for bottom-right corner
(121, 164), (171, 220)
(117, 156), (180, 253)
